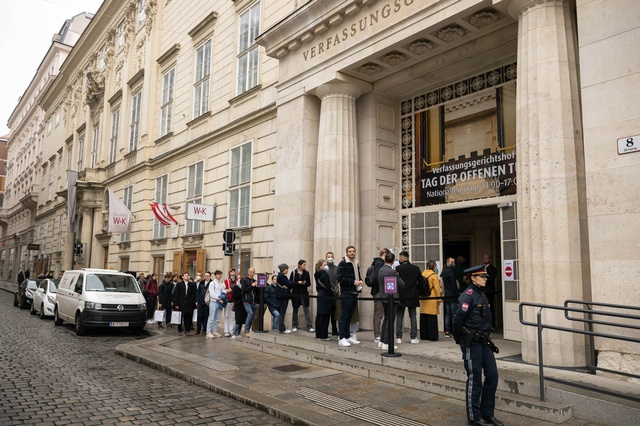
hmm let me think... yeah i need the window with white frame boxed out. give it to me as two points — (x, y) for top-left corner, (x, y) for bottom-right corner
(48, 160), (54, 201)
(57, 152), (62, 191)
(153, 175), (168, 239)
(77, 137), (84, 170)
(185, 161), (204, 235)
(160, 68), (175, 136)
(110, 109), (120, 163)
(121, 186), (133, 242)
(237, 2), (260, 95)
(91, 124), (99, 168)
(129, 91), (141, 152)
(55, 108), (60, 124)
(97, 45), (106, 70)
(193, 40), (211, 118)
(47, 119), (52, 133)
(67, 143), (73, 172)
(57, 214), (63, 250)
(117, 20), (125, 49)
(138, 0), (146, 25)
(229, 142), (252, 228)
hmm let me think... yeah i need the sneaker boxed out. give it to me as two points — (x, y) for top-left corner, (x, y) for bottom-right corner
(185, 332), (191, 336)
(444, 332), (451, 338)
(338, 338), (351, 347)
(231, 335), (237, 339)
(378, 341), (383, 348)
(223, 332), (230, 337)
(381, 343), (398, 350)
(374, 337), (380, 343)
(178, 332), (184, 336)
(243, 332), (251, 338)
(410, 339), (420, 344)
(147, 319), (155, 324)
(396, 338), (402, 344)
(282, 329), (292, 334)
(347, 337), (360, 345)
(351, 333), (357, 341)
(308, 328), (315, 332)
(292, 327), (298, 332)
(206, 333), (214, 339)
(195, 332), (201, 336)
(213, 332), (222, 338)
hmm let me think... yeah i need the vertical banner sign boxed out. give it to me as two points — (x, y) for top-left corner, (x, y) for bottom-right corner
(257, 274), (267, 288)
(384, 276), (397, 294)
(107, 188), (133, 233)
(503, 260), (515, 282)
(67, 170), (78, 232)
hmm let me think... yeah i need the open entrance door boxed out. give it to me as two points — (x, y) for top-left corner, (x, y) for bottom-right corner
(442, 205), (503, 331)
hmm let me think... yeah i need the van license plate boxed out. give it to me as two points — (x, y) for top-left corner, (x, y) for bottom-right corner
(110, 322), (129, 327)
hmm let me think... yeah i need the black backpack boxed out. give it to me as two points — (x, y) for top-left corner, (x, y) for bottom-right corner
(365, 260), (383, 295)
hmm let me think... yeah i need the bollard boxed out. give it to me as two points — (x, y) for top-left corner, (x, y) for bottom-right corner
(381, 294), (401, 358)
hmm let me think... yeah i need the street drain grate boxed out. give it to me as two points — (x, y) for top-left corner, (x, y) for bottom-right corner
(297, 387), (431, 426)
(273, 364), (308, 372)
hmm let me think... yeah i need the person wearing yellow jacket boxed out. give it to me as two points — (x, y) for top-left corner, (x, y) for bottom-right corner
(420, 260), (442, 341)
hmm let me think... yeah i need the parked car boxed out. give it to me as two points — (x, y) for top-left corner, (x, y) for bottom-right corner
(31, 278), (59, 319)
(54, 269), (147, 336)
(14, 279), (38, 309)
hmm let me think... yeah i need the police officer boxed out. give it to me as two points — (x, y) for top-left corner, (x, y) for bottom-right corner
(453, 265), (503, 426)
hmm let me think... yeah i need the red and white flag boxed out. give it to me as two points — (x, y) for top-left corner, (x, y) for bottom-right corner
(150, 202), (178, 226)
(107, 188), (133, 233)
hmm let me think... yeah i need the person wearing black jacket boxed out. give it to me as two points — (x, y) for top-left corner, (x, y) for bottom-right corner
(314, 259), (334, 340)
(240, 268), (257, 337)
(172, 272), (197, 336)
(325, 252), (339, 336)
(395, 251), (426, 344)
(336, 245), (363, 347)
(195, 272), (211, 335)
(442, 257), (458, 338)
(276, 264), (294, 333)
(264, 275), (280, 331)
(158, 273), (173, 328)
(289, 260), (314, 332)
(366, 249), (388, 342)
(231, 280), (246, 338)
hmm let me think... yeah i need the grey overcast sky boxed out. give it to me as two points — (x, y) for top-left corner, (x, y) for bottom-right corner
(0, 0), (104, 136)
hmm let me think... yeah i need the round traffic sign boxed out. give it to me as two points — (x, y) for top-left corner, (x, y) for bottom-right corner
(223, 228), (236, 244)
(505, 265), (513, 278)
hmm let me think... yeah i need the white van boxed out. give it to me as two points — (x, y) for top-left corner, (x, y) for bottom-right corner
(54, 269), (147, 335)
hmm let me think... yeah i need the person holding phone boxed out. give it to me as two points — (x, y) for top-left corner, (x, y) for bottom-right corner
(289, 259), (314, 332)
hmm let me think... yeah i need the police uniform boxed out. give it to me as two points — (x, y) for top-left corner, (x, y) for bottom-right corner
(453, 265), (503, 426)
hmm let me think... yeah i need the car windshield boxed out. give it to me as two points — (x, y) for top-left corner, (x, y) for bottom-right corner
(85, 274), (139, 293)
(48, 280), (59, 294)
(26, 281), (38, 290)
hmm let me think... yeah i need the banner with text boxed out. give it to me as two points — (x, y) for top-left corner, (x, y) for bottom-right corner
(419, 150), (516, 206)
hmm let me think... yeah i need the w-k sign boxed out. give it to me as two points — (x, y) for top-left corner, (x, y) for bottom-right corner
(186, 203), (214, 221)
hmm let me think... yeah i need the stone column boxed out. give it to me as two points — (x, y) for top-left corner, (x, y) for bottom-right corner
(508, 0), (589, 366)
(313, 82), (363, 260)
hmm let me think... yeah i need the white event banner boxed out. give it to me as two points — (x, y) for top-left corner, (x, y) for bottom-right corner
(186, 203), (214, 221)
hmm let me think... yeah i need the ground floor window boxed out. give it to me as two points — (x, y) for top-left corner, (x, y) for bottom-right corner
(120, 256), (129, 272)
(153, 256), (165, 276)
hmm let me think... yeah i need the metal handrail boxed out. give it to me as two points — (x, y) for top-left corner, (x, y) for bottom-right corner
(519, 301), (640, 402)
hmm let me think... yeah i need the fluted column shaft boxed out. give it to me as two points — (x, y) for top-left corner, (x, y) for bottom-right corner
(314, 82), (362, 259)
(510, 0), (588, 366)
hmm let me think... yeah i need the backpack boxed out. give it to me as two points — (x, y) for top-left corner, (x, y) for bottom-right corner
(365, 260), (384, 295)
(423, 272), (436, 296)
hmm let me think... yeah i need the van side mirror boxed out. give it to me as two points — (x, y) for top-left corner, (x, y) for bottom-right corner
(74, 283), (82, 294)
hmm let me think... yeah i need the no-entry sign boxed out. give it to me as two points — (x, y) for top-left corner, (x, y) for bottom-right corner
(503, 260), (514, 281)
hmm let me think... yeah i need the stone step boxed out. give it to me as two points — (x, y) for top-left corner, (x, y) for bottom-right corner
(235, 334), (573, 424)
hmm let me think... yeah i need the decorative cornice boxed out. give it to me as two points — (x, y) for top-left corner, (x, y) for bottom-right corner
(108, 89), (123, 105)
(156, 43), (181, 66)
(188, 11), (218, 40)
(127, 68), (145, 88)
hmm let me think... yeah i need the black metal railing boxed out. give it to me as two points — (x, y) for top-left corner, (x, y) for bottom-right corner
(519, 300), (640, 402)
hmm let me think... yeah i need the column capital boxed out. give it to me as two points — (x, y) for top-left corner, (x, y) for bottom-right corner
(503, 0), (568, 19)
(315, 81), (364, 100)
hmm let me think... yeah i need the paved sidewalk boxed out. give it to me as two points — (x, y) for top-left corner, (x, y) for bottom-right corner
(2, 279), (637, 425)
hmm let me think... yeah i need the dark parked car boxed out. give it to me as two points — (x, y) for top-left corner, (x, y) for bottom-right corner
(14, 279), (39, 309)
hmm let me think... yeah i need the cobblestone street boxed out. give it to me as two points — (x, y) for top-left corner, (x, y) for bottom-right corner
(0, 290), (285, 425)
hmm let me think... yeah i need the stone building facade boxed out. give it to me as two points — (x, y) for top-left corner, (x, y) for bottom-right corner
(30, 0), (639, 377)
(1, 12), (92, 282)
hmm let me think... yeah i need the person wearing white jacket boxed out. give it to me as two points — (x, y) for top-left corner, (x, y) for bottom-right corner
(206, 270), (226, 338)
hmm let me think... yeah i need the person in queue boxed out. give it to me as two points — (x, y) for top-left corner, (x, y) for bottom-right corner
(336, 246), (363, 347)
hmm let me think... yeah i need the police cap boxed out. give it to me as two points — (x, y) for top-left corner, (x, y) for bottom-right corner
(464, 265), (489, 278)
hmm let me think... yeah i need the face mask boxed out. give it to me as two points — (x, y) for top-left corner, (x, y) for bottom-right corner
(323, 265), (329, 271)
(327, 258), (334, 264)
